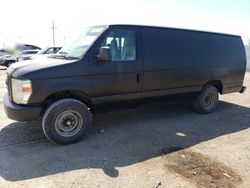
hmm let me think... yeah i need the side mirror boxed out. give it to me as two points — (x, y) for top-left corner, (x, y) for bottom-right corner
(96, 46), (111, 62)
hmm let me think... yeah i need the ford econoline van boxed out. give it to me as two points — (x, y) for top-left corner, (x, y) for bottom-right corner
(4, 25), (247, 144)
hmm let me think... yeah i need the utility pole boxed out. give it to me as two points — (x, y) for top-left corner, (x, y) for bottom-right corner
(50, 21), (57, 46)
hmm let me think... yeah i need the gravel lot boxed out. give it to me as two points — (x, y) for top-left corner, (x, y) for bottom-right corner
(0, 66), (249, 188)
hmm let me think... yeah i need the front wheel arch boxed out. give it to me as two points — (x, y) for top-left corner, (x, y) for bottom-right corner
(40, 90), (93, 117)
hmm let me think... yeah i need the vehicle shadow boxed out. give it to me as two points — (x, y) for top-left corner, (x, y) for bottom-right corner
(0, 101), (249, 181)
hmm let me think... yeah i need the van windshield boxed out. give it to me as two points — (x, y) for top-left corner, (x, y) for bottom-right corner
(57, 26), (107, 59)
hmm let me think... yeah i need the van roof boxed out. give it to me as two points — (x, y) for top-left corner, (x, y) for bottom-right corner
(105, 24), (240, 38)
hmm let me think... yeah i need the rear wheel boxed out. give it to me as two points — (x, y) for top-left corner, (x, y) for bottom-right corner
(42, 98), (92, 144)
(193, 85), (219, 114)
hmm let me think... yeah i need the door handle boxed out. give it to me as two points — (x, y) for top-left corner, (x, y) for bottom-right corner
(136, 73), (141, 84)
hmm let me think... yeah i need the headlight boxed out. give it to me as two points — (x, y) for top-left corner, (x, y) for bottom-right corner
(11, 78), (32, 104)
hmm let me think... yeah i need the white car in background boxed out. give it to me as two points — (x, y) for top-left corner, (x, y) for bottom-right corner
(18, 47), (62, 61)
(38, 47), (62, 55)
(17, 50), (40, 61)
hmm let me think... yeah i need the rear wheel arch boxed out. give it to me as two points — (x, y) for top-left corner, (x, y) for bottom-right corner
(203, 80), (223, 94)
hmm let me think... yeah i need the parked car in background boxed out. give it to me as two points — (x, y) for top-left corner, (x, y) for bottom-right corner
(1, 50), (39, 67)
(17, 50), (39, 61)
(0, 44), (41, 67)
(17, 47), (62, 61)
(23, 44), (41, 51)
(0, 55), (17, 67)
(22, 50), (40, 55)
(0, 51), (9, 58)
(38, 47), (62, 55)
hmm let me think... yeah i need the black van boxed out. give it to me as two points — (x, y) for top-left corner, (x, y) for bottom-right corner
(4, 25), (247, 144)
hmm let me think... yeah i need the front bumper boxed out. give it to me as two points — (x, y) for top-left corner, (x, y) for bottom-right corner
(4, 93), (42, 121)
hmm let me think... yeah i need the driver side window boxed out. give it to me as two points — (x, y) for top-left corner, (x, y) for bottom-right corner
(100, 29), (136, 62)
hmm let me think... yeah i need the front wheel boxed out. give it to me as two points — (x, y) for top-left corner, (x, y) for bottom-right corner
(42, 98), (92, 144)
(193, 85), (219, 114)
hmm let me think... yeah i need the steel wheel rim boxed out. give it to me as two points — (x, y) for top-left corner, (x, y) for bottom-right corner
(203, 92), (215, 107)
(55, 110), (83, 137)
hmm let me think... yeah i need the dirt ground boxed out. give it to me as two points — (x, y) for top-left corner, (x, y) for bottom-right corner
(0, 65), (249, 188)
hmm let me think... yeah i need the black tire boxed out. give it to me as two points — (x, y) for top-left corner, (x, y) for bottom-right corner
(42, 98), (92, 144)
(193, 85), (219, 114)
(4, 62), (10, 67)
(5, 61), (14, 67)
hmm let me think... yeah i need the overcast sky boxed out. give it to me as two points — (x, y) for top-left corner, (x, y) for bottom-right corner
(0, 0), (249, 48)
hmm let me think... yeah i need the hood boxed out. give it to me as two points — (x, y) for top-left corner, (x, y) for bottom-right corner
(7, 57), (78, 79)
(29, 54), (51, 60)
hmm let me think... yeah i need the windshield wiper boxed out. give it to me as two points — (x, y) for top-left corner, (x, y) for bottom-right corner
(50, 54), (80, 60)
(64, 56), (80, 60)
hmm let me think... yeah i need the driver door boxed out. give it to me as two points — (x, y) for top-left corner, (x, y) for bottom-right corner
(90, 27), (143, 105)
